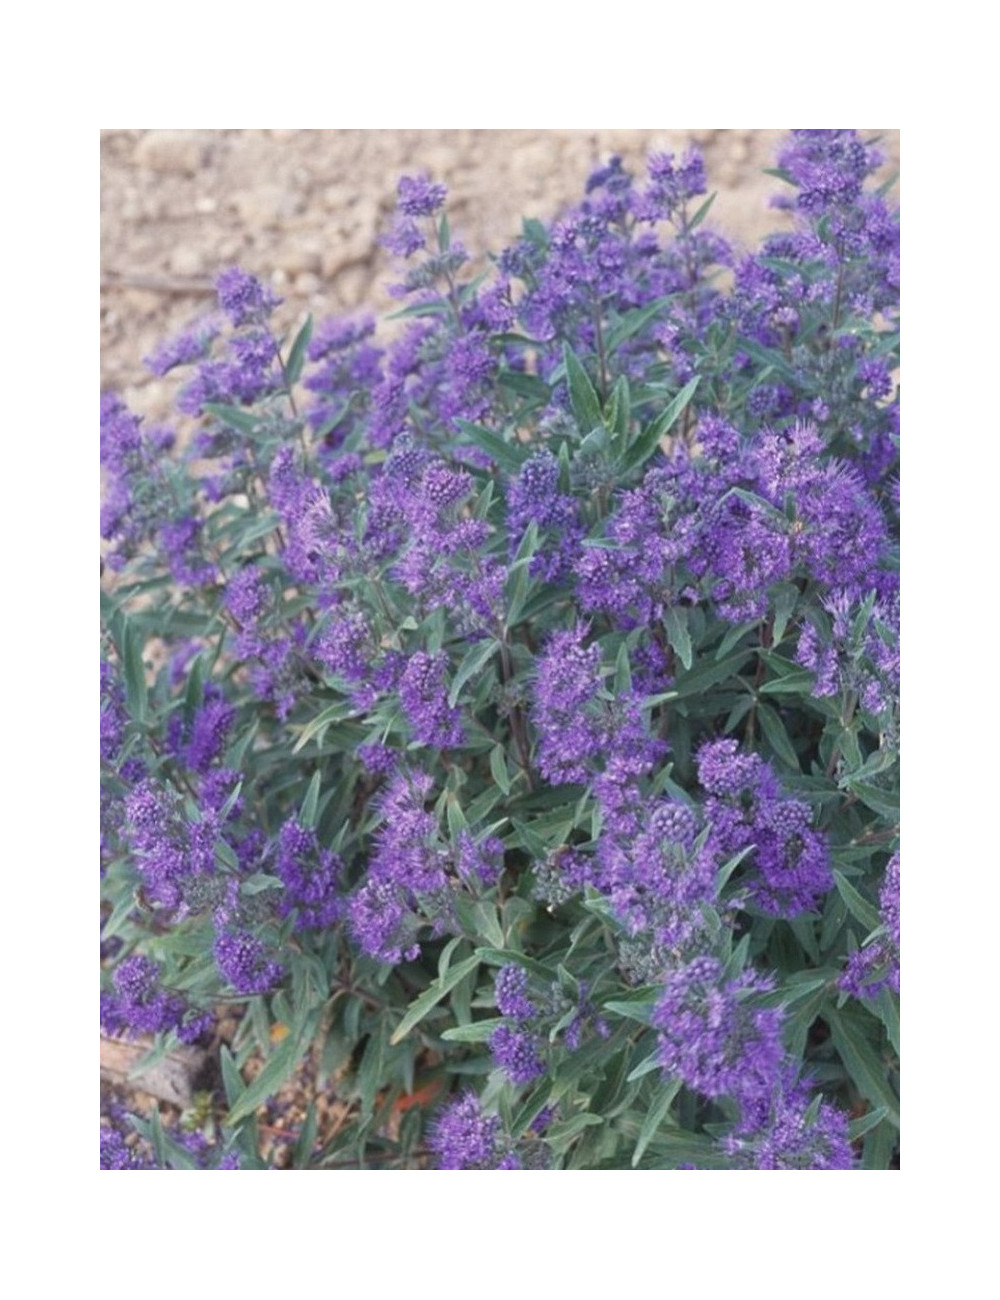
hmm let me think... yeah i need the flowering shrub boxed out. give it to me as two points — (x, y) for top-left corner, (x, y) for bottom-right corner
(100, 130), (899, 1171)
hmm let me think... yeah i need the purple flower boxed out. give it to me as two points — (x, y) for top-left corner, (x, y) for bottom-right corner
(101, 1128), (149, 1170)
(722, 1077), (853, 1170)
(396, 175), (448, 218)
(696, 739), (832, 917)
(428, 1090), (508, 1170)
(216, 267), (281, 327)
(841, 851), (900, 998)
(532, 627), (605, 784)
(399, 651), (463, 748)
(347, 769), (447, 963)
(124, 781), (219, 913)
(494, 965), (536, 1021)
(275, 818), (343, 931)
(102, 954), (213, 1044)
(225, 566), (270, 627)
(490, 1023), (545, 1085)
(214, 929), (284, 996)
(144, 317), (218, 376)
(653, 955), (784, 1116)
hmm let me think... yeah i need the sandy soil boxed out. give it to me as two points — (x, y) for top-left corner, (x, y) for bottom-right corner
(100, 129), (900, 419)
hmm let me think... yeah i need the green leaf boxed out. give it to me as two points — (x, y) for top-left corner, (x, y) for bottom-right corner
(833, 870), (882, 932)
(298, 770), (322, 829)
(389, 953), (480, 1046)
(673, 650), (753, 700)
(848, 1106), (889, 1142)
(292, 1102), (318, 1169)
(625, 376), (700, 471)
(687, 191), (717, 232)
(626, 1036), (662, 1083)
(120, 618), (148, 724)
(632, 1079), (682, 1167)
(861, 1117), (898, 1170)
(454, 419), (529, 474)
(545, 1111), (604, 1150)
(489, 744), (511, 796)
(562, 342), (603, 431)
(604, 374), (631, 441)
(284, 314), (313, 387)
(440, 1018), (504, 1043)
(202, 402), (260, 435)
(448, 638), (498, 707)
(771, 583), (799, 645)
(757, 702), (800, 771)
(877, 988), (900, 1055)
(219, 1045), (244, 1108)
(226, 1019), (315, 1126)
(844, 780), (899, 821)
(605, 297), (673, 354)
(664, 607), (693, 671)
(715, 845), (754, 894)
(474, 947), (555, 982)
(604, 997), (659, 1026)
(759, 669), (816, 696)
(292, 700), (354, 754)
(497, 369), (551, 402)
(357, 1021), (387, 1121)
(715, 619), (759, 660)
(826, 1008), (899, 1127)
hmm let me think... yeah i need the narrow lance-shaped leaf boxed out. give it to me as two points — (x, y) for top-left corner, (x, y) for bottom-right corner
(283, 314), (313, 388)
(389, 953), (480, 1046)
(625, 376), (700, 471)
(562, 342), (603, 431)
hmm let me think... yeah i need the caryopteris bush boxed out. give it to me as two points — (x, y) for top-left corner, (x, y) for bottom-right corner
(100, 129), (899, 1170)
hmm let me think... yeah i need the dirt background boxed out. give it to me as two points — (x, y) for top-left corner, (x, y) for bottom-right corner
(100, 129), (900, 419)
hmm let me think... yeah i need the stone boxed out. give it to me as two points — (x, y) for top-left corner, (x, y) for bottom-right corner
(135, 130), (209, 176)
(168, 245), (204, 277)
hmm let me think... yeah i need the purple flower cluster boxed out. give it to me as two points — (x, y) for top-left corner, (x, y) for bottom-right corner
(506, 451), (583, 582)
(652, 955), (784, 1119)
(144, 316), (219, 377)
(697, 738), (832, 916)
(427, 1090), (514, 1170)
(101, 1128), (150, 1170)
(498, 150), (730, 372)
(797, 589), (899, 717)
(348, 769), (447, 963)
(100, 660), (129, 766)
(101, 954), (213, 1044)
(303, 314), (384, 451)
(532, 627), (605, 783)
(399, 651), (463, 748)
(596, 799), (718, 959)
(275, 818), (343, 931)
(489, 964), (546, 1085)
(100, 393), (177, 571)
(215, 267), (282, 327)
(124, 781), (220, 913)
(166, 684), (235, 775)
(721, 1075), (853, 1170)
(366, 439), (505, 630)
(841, 851), (900, 998)
(489, 1023), (546, 1085)
(214, 928), (284, 996)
